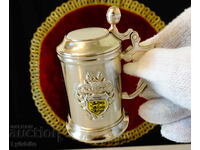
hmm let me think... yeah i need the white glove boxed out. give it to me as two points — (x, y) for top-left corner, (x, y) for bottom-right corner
(123, 8), (191, 143)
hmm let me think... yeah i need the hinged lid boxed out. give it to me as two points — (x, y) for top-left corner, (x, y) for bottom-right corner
(56, 27), (121, 59)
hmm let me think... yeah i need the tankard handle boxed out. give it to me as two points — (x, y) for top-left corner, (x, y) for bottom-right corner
(106, 6), (154, 99)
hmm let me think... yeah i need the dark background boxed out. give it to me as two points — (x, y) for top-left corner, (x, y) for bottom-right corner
(10, 0), (191, 149)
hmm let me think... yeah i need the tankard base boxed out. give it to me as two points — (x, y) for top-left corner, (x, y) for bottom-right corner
(66, 112), (129, 143)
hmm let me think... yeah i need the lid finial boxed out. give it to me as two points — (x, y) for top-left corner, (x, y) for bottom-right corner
(106, 6), (121, 31)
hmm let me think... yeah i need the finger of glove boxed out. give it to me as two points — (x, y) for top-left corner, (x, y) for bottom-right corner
(138, 98), (190, 124)
(124, 47), (191, 110)
(137, 81), (161, 100)
(133, 8), (191, 64)
(161, 117), (191, 143)
(130, 51), (146, 62)
(140, 8), (190, 48)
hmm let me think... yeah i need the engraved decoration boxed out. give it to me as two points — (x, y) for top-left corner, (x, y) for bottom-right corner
(76, 72), (114, 120)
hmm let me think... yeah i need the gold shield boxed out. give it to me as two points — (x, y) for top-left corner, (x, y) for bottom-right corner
(88, 100), (107, 115)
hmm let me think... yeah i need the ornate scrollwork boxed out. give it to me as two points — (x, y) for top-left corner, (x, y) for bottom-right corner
(106, 6), (154, 62)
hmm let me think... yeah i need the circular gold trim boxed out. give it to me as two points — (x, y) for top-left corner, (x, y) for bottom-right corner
(29, 0), (165, 146)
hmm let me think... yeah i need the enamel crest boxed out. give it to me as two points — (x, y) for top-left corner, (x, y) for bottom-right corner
(76, 72), (114, 120)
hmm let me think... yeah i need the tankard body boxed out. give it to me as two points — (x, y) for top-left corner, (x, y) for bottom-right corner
(57, 27), (129, 143)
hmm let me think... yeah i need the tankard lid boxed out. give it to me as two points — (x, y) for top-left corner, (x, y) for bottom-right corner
(67, 27), (108, 41)
(56, 27), (121, 59)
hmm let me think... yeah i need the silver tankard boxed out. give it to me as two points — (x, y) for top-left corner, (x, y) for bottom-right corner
(56, 6), (151, 143)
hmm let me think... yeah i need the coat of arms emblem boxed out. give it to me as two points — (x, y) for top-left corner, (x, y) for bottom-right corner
(76, 72), (114, 120)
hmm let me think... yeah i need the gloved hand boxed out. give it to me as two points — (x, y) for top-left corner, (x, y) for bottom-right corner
(123, 8), (191, 143)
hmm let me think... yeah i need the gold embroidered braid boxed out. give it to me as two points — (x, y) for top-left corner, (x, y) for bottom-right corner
(30, 0), (165, 146)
